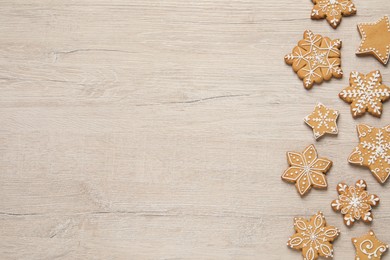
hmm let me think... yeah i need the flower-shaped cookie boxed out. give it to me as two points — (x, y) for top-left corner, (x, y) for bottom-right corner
(311, 0), (357, 28)
(282, 145), (332, 196)
(285, 30), (342, 89)
(353, 231), (389, 260)
(349, 124), (390, 184)
(287, 212), (340, 260)
(304, 103), (339, 140)
(339, 71), (390, 118)
(357, 16), (390, 65)
(331, 180), (379, 227)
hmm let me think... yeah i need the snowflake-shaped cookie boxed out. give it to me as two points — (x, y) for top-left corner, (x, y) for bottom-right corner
(352, 231), (389, 260)
(304, 103), (339, 140)
(349, 124), (390, 184)
(357, 16), (390, 65)
(311, 0), (357, 28)
(339, 71), (390, 118)
(282, 144), (332, 196)
(287, 211), (340, 260)
(285, 30), (343, 89)
(331, 180), (379, 227)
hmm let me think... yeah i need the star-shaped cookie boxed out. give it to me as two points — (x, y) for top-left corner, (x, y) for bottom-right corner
(282, 144), (332, 196)
(356, 16), (390, 65)
(339, 70), (390, 118)
(285, 30), (343, 89)
(304, 103), (339, 140)
(311, 0), (357, 28)
(287, 212), (340, 260)
(331, 180), (379, 227)
(352, 230), (388, 260)
(348, 124), (390, 184)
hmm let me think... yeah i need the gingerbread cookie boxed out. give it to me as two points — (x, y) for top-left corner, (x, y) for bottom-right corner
(339, 70), (390, 118)
(304, 103), (339, 140)
(285, 30), (342, 89)
(352, 230), (389, 260)
(356, 16), (390, 65)
(348, 124), (390, 184)
(287, 211), (340, 260)
(281, 144), (332, 196)
(311, 0), (357, 28)
(331, 180), (379, 227)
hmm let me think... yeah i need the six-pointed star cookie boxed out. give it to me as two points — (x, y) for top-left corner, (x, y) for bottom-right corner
(339, 70), (390, 118)
(349, 124), (390, 184)
(282, 8), (388, 258)
(285, 30), (343, 89)
(311, 0), (357, 28)
(287, 212), (340, 260)
(352, 231), (389, 260)
(304, 103), (339, 140)
(282, 144), (332, 196)
(356, 16), (390, 65)
(331, 180), (379, 227)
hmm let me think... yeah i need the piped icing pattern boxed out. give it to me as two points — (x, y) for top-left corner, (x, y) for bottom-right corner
(311, 0), (357, 28)
(287, 212), (340, 260)
(352, 231), (389, 260)
(285, 30), (342, 89)
(348, 124), (390, 184)
(304, 103), (339, 140)
(282, 144), (332, 196)
(339, 70), (390, 118)
(356, 16), (390, 65)
(331, 179), (379, 227)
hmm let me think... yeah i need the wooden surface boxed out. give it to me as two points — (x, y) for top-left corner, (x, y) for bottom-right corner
(0, 1), (390, 259)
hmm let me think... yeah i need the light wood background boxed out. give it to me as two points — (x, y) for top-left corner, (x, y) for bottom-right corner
(0, 0), (389, 259)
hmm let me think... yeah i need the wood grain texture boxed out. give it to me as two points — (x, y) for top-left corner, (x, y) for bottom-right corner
(0, 0), (390, 259)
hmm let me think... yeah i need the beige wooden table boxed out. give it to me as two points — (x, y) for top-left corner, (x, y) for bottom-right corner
(1, 1), (390, 259)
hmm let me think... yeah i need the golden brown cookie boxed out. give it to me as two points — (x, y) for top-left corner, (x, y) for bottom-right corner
(339, 70), (390, 118)
(304, 103), (339, 140)
(349, 124), (390, 184)
(285, 30), (342, 89)
(352, 230), (389, 260)
(331, 180), (379, 227)
(281, 144), (332, 196)
(356, 16), (390, 65)
(311, 0), (357, 28)
(287, 211), (340, 260)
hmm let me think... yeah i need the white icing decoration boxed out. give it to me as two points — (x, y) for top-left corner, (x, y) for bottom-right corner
(357, 16), (390, 65)
(282, 145), (331, 195)
(339, 71), (390, 117)
(331, 180), (379, 226)
(285, 30), (342, 88)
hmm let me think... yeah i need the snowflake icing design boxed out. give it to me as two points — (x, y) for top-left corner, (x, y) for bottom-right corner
(287, 212), (340, 260)
(311, 0), (357, 28)
(339, 70), (390, 118)
(304, 103), (339, 140)
(331, 180), (379, 227)
(285, 30), (342, 89)
(282, 145), (332, 196)
(349, 124), (390, 184)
